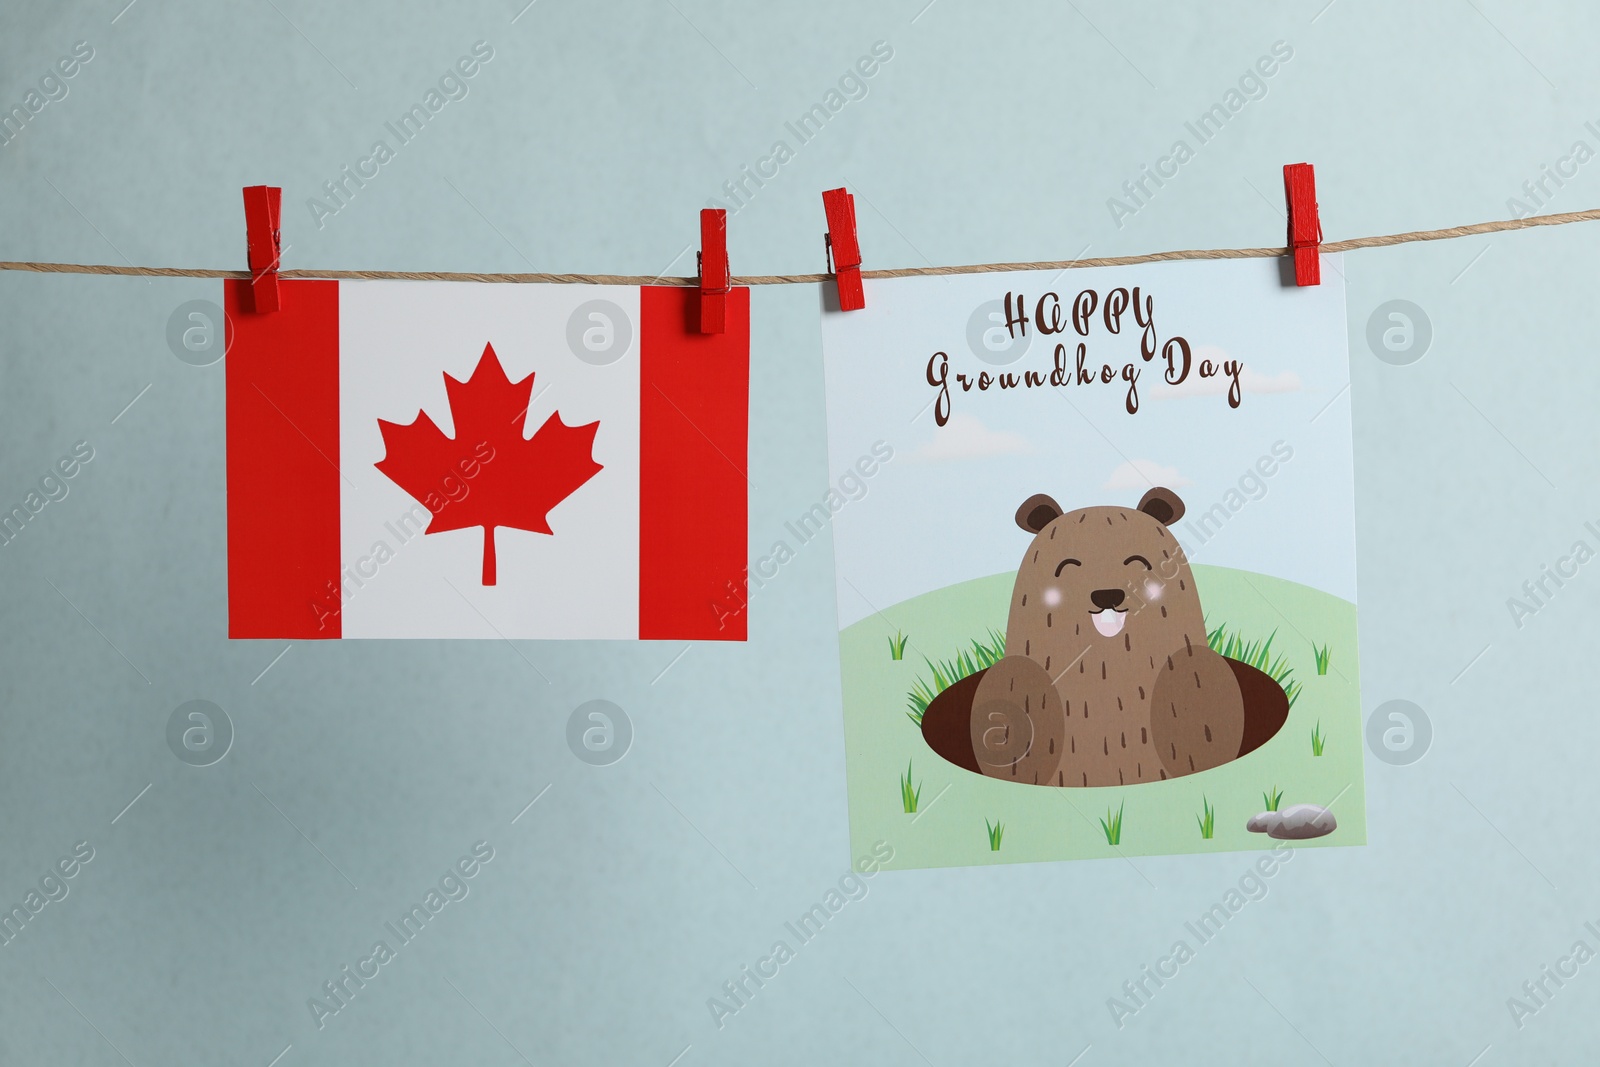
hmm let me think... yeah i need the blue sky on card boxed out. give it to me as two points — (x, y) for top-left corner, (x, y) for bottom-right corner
(821, 257), (1357, 628)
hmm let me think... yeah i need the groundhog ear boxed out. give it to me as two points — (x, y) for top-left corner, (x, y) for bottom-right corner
(1015, 493), (1063, 533)
(1137, 487), (1185, 526)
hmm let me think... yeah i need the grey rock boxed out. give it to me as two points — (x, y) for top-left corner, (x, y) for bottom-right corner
(1246, 811), (1282, 834)
(1266, 804), (1336, 840)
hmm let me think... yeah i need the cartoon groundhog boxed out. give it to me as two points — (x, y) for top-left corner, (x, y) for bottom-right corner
(966, 487), (1248, 787)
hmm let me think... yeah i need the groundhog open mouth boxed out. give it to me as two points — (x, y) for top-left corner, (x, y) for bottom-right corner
(1090, 609), (1126, 638)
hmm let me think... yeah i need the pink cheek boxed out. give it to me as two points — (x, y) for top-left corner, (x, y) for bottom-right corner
(1042, 587), (1062, 608)
(1144, 580), (1163, 602)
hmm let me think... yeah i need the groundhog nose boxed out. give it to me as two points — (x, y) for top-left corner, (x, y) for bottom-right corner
(1090, 588), (1126, 611)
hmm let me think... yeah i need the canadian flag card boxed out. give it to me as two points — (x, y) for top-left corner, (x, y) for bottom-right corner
(224, 280), (749, 641)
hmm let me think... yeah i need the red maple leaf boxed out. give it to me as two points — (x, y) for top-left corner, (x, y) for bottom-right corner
(376, 343), (602, 585)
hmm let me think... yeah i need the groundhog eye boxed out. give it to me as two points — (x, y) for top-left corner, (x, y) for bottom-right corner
(1054, 558), (1081, 576)
(1123, 554), (1152, 570)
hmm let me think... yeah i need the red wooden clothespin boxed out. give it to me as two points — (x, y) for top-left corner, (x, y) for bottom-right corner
(821, 187), (865, 311)
(1282, 163), (1321, 287)
(697, 208), (729, 334)
(242, 185), (283, 313)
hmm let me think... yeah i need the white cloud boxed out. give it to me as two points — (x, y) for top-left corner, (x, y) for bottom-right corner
(1103, 459), (1191, 491)
(1153, 344), (1303, 399)
(910, 412), (1033, 461)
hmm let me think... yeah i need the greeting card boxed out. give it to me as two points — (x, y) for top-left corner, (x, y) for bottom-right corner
(821, 258), (1363, 867)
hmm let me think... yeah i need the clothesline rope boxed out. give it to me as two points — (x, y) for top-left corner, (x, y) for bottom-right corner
(3, 206), (1596, 287)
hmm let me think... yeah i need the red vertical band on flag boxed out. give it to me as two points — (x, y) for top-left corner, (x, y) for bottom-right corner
(225, 279), (342, 638)
(639, 285), (750, 641)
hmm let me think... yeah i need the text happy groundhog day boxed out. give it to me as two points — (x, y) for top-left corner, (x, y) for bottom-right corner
(926, 288), (1244, 421)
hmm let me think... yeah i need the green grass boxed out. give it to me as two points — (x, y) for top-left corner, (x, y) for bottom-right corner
(900, 760), (922, 813)
(1313, 643), (1331, 676)
(904, 621), (1305, 727)
(1311, 720), (1326, 757)
(1100, 802), (1125, 846)
(1262, 785), (1284, 812)
(1207, 623), (1303, 708)
(905, 628), (1007, 726)
(839, 566), (1364, 868)
(1196, 796), (1216, 840)
(985, 819), (1005, 851)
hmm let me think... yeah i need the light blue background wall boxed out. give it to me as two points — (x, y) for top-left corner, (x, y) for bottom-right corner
(2, 1), (1597, 1064)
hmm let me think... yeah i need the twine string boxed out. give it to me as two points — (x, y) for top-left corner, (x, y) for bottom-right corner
(3, 207), (1596, 287)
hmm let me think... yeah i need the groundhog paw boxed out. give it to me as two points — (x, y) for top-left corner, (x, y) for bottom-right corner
(970, 655), (1067, 786)
(1150, 645), (1246, 778)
